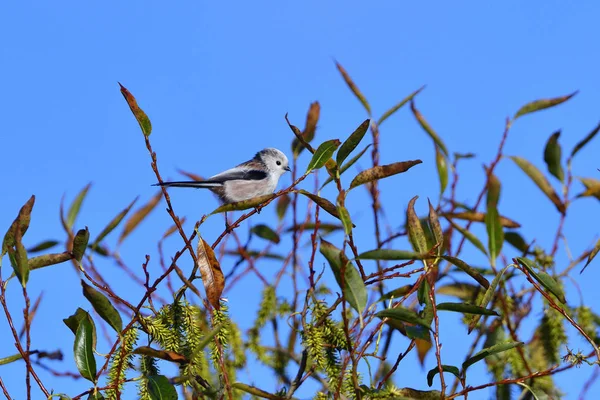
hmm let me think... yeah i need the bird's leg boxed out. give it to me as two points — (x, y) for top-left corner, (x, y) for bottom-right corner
(224, 211), (232, 233)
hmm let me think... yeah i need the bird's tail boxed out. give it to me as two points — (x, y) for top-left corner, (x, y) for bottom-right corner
(153, 181), (221, 189)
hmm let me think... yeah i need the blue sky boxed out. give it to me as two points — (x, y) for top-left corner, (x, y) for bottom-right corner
(1, 1), (599, 398)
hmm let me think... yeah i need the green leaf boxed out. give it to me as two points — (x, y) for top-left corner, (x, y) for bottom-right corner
(517, 382), (551, 400)
(147, 375), (178, 399)
(321, 144), (372, 189)
(295, 190), (343, 221)
(336, 191), (353, 235)
(467, 266), (508, 334)
(442, 256), (490, 289)
(91, 197), (138, 248)
(336, 119), (370, 166)
(74, 316), (97, 382)
(119, 83), (152, 136)
(445, 218), (488, 256)
(513, 91), (577, 120)
(376, 307), (431, 330)
(63, 308), (97, 350)
(119, 191), (162, 244)
(428, 200), (443, 257)
(349, 159), (422, 190)
(0, 353), (23, 365)
(516, 258), (566, 303)
(571, 121), (600, 160)
(29, 252), (73, 271)
(275, 194), (291, 221)
(485, 206), (503, 263)
(407, 196), (428, 253)
(210, 194), (275, 215)
(426, 365), (460, 387)
(291, 102), (320, 156)
(306, 139), (341, 173)
(72, 228), (90, 263)
(320, 239), (367, 313)
(357, 249), (422, 260)
(377, 85), (425, 126)
(250, 224), (280, 244)
(543, 130), (564, 182)
(379, 285), (413, 302)
(504, 231), (529, 253)
(581, 238), (600, 274)
(576, 177), (600, 200)
(462, 341), (523, 371)
(410, 101), (448, 157)
(8, 228), (29, 288)
(67, 184), (91, 230)
(335, 61), (371, 115)
(435, 145), (448, 195)
(27, 240), (59, 254)
(87, 392), (105, 400)
(510, 156), (565, 214)
(436, 302), (499, 316)
(486, 173), (501, 209)
(81, 280), (123, 333)
(2, 195), (35, 256)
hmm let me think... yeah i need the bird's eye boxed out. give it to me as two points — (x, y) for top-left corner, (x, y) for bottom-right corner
(276, 161), (281, 166)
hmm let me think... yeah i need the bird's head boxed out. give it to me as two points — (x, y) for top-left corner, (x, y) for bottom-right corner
(258, 148), (291, 177)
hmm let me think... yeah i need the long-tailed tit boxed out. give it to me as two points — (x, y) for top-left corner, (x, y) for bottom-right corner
(154, 148), (291, 204)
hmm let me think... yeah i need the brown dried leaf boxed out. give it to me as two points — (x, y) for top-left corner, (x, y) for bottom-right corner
(349, 160), (422, 190)
(118, 191), (162, 244)
(335, 61), (371, 115)
(133, 346), (188, 364)
(196, 236), (225, 309)
(442, 211), (521, 229)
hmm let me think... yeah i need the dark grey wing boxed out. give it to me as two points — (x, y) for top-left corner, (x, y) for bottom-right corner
(205, 167), (267, 183)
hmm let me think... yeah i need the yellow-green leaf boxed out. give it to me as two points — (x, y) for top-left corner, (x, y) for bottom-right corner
(410, 101), (448, 157)
(335, 61), (371, 115)
(516, 257), (566, 303)
(485, 207), (503, 263)
(336, 191), (353, 235)
(306, 139), (341, 173)
(445, 218), (488, 256)
(576, 177), (600, 200)
(336, 119), (370, 166)
(119, 191), (162, 243)
(210, 194), (275, 215)
(2, 195), (35, 256)
(435, 145), (448, 195)
(543, 130), (564, 182)
(468, 266), (508, 334)
(0, 353), (23, 366)
(581, 238), (600, 274)
(378, 85), (425, 126)
(428, 200), (443, 257)
(8, 227), (29, 288)
(67, 183), (91, 230)
(463, 341), (523, 371)
(119, 83), (152, 137)
(321, 144), (372, 189)
(509, 156), (565, 214)
(349, 159), (422, 190)
(407, 196), (427, 253)
(513, 91), (577, 120)
(92, 197), (138, 248)
(358, 249), (422, 260)
(81, 280), (123, 333)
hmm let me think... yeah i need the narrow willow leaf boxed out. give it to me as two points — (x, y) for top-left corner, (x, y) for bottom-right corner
(81, 280), (123, 333)
(443, 211), (521, 229)
(426, 365), (460, 387)
(250, 224), (280, 244)
(350, 159), (422, 190)
(486, 173), (501, 209)
(407, 196), (427, 253)
(161, 217), (186, 241)
(224, 250), (285, 260)
(72, 228), (90, 263)
(320, 239), (366, 313)
(306, 139), (341, 173)
(581, 238), (600, 274)
(435, 146), (448, 195)
(276, 194), (291, 221)
(485, 206), (503, 263)
(576, 177), (600, 200)
(378, 85), (425, 126)
(92, 197), (138, 248)
(0, 353), (23, 366)
(336, 191), (353, 235)
(544, 130), (564, 182)
(445, 218), (488, 256)
(357, 249), (422, 260)
(119, 191), (162, 243)
(410, 101), (448, 156)
(132, 347), (187, 364)
(27, 240), (59, 254)
(510, 156), (566, 214)
(516, 258), (566, 303)
(571, 121), (600, 160)
(504, 231), (529, 253)
(436, 302), (499, 316)
(336, 119), (370, 166)
(147, 375), (178, 400)
(67, 184), (91, 230)
(64, 308), (97, 350)
(517, 382), (551, 400)
(74, 316), (97, 382)
(286, 113), (315, 155)
(2, 195), (35, 256)
(8, 228), (29, 287)
(119, 83), (152, 136)
(197, 237), (225, 309)
(405, 325), (431, 341)
(285, 222), (344, 234)
(295, 190), (342, 220)
(321, 144), (372, 189)
(513, 91), (577, 120)
(376, 307), (431, 329)
(467, 266), (508, 333)
(428, 200), (443, 257)
(210, 194), (275, 215)
(418, 280), (433, 327)
(462, 341), (523, 371)
(29, 252), (73, 271)
(292, 102), (320, 156)
(437, 283), (480, 302)
(88, 392), (105, 400)
(379, 285), (413, 302)
(335, 61), (371, 115)
(442, 256), (490, 289)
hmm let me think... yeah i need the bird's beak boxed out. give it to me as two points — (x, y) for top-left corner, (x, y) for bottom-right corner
(284, 166), (291, 172)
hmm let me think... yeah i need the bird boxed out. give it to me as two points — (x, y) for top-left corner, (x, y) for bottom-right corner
(154, 148), (291, 204)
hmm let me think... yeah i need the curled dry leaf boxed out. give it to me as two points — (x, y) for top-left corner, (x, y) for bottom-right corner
(119, 83), (152, 136)
(349, 159), (422, 190)
(196, 236), (225, 309)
